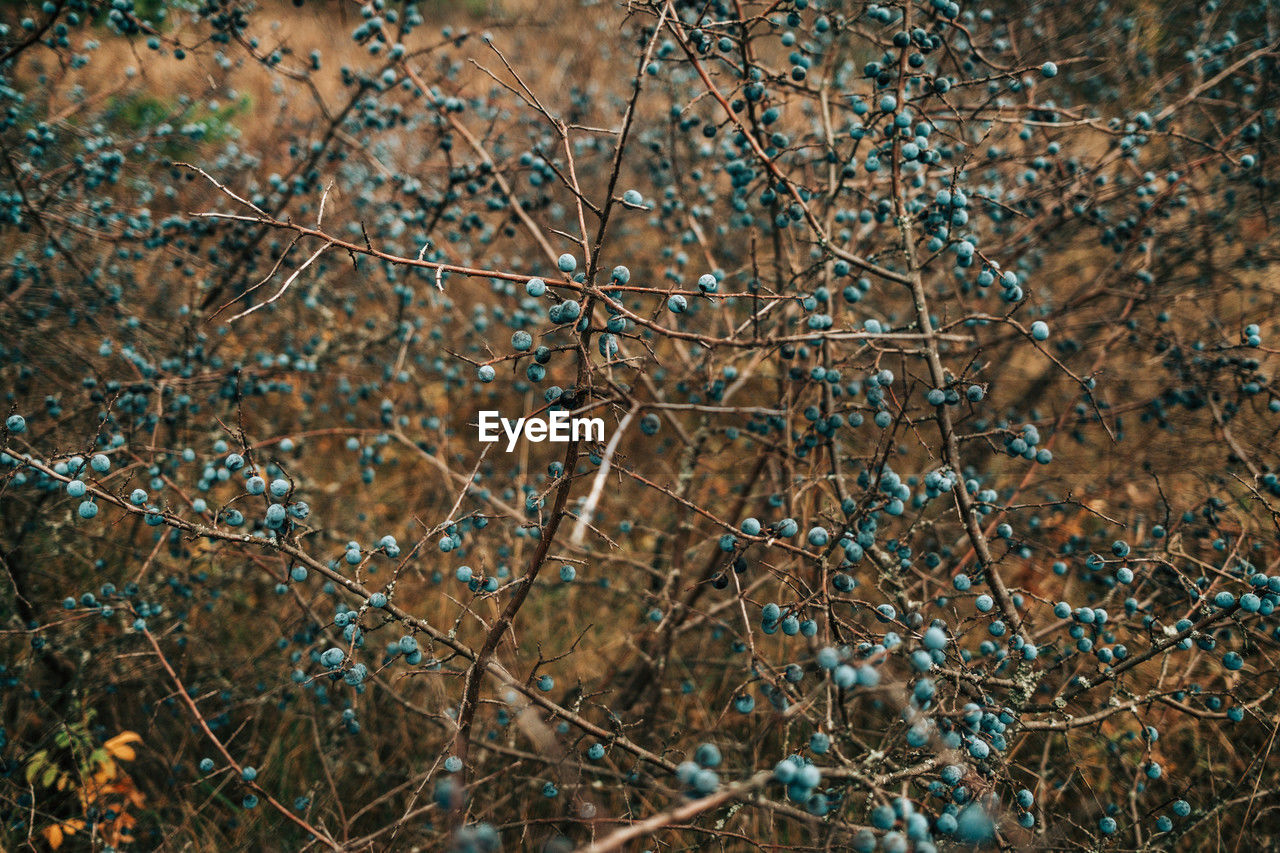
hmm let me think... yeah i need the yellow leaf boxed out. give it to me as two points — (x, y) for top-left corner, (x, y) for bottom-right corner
(42, 824), (63, 850)
(104, 732), (142, 762)
(93, 759), (117, 786)
(106, 743), (136, 762)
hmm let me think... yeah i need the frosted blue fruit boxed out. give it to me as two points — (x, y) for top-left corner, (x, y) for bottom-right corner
(955, 804), (994, 842)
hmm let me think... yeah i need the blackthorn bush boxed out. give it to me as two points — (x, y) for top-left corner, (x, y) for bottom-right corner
(1, 0), (1279, 850)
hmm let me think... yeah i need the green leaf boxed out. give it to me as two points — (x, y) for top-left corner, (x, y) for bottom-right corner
(25, 751), (48, 785)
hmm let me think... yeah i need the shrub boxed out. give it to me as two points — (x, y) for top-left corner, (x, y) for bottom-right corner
(1, 0), (1278, 850)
